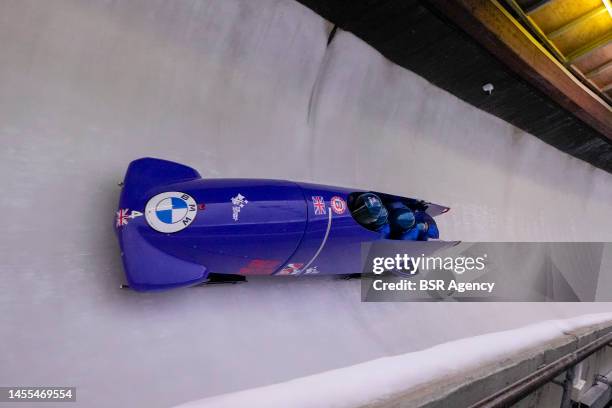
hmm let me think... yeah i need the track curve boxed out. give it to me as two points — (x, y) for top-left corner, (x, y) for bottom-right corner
(1, 1), (612, 407)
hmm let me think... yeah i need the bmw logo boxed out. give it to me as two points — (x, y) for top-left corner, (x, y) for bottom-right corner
(145, 192), (197, 233)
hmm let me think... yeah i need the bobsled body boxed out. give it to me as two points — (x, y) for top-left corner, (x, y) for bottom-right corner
(115, 158), (452, 291)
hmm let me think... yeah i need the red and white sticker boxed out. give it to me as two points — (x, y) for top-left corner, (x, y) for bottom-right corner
(115, 208), (143, 228)
(312, 196), (326, 215)
(330, 196), (347, 215)
(239, 259), (280, 275)
(277, 263), (304, 275)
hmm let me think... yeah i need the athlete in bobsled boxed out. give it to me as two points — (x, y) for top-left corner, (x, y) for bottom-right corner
(351, 193), (439, 241)
(115, 158), (453, 291)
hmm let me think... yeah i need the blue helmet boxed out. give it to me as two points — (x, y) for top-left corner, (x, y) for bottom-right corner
(390, 206), (415, 232)
(351, 193), (388, 231)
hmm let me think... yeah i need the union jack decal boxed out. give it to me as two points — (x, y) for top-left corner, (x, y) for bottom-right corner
(115, 208), (143, 228)
(116, 208), (130, 227)
(312, 196), (326, 215)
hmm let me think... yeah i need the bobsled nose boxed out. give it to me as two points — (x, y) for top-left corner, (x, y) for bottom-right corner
(115, 157), (208, 291)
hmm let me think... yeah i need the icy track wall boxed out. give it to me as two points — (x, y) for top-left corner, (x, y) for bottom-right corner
(1, 1), (612, 407)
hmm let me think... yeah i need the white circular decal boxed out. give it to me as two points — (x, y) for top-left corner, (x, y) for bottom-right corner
(330, 196), (347, 215)
(145, 192), (197, 233)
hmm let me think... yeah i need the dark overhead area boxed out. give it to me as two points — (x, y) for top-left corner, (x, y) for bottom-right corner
(296, 0), (612, 174)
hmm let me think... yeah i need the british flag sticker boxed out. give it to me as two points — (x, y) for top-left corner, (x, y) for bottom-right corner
(115, 208), (143, 228)
(277, 263), (304, 275)
(312, 196), (326, 215)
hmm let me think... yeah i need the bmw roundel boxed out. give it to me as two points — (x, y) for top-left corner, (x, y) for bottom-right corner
(145, 192), (197, 233)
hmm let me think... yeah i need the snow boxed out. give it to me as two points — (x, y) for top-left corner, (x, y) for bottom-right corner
(176, 313), (612, 408)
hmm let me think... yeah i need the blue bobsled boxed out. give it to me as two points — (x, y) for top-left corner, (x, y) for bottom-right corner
(115, 158), (452, 291)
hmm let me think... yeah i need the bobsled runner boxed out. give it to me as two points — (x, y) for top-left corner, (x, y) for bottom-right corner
(115, 158), (454, 291)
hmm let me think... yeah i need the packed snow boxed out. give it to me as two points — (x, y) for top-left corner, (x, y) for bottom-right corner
(176, 313), (612, 408)
(2, 0), (612, 407)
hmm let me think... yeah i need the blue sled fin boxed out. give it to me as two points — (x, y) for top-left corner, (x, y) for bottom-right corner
(121, 157), (201, 201)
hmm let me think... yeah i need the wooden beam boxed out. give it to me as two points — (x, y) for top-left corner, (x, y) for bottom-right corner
(568, 34), (612, 63)
(585, 60), (612, 79)
(427, 0), (612, 139)
(547, 6), (606, 39)
(524, 0), (551, 14)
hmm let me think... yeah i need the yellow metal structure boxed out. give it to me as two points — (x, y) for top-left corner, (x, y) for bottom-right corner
(505, 0), (612, 103)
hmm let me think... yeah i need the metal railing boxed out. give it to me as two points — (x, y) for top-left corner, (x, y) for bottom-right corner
(468, 331), (612, 408)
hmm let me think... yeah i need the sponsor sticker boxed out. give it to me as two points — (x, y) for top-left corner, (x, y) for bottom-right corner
(239, 259), (281, 275)
(144, 192), (197, 233)
(304, 266), (319, 275)
(277, 263), (304, 275)
(330, 196), (346, 215)
(312, 196), (326, 215)
(115, 209), (143, 228)
(231, 193), (248, 221)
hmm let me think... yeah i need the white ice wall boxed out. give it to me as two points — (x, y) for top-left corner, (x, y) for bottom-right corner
(1, 1), (611, 407)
